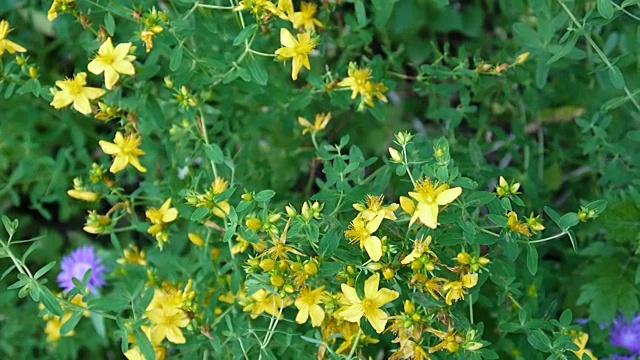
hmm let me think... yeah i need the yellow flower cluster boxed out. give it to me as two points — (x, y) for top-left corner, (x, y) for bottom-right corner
(337, 62), (389, 110)
(145, 198), (179, 248)
(345, 195), (398, 261)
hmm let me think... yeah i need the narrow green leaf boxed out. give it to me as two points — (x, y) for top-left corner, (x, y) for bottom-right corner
(34, 261), (56, 280)
(134, 327), (156, 360)
(355, 0), (368, 26)
(233, 24), (257, 46)
(60, 311), (83, 336)
(2, 215), (16, 236)
(204, 143), (224, 164)
(169, 45), (184, 71)
(191, 207), (211, 221)
(526, 245), (538, 275)
(246, 56), (268, 86)
(526, 329), (552, 352)
(543, 206), (562, 226)
(104, 13), (115, 35)
(41, 288), (64, 317)
(608, 66), (625, 89)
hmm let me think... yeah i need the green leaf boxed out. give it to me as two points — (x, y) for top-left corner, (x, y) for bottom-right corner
(372, 0), (397, 28)
(601, 95), (628, 111)
(608, 66), (625, 89)
(319, 227), (341, 258)
(628, 130), (640, 142)
(104, 13), (115, 36)
(466, 191), (496, 206)
(558, 213), (580, 230)
(233, 24), (257, 46)
(547, 34), (578, 64)
(636, 264), (640, 285)
(134, 327), (156, 360)
(526, 245), (538, 275)
(536, 59), (550, 88)
(34, 261), (56, 280)
(170, 45), (184, 71)
(597, 0), (614, 19)
(526, 329), (552, 352)
(204, 143), (224, 164)
(559, 309), (573, 326)
(2, 215), (16, 236)
(543, 206), (562, 227)
(246, 56), (268, 86)
(40, 288), (64, 317)
(355, 0), (368, 27)
(255, 190), (276, 202)
(60, 311), (83, 336)
(89, 295), (130, 312)
(191, 207), (211, 221)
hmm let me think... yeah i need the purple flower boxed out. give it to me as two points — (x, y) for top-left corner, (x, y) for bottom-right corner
(610, 314), (640, 354)
(57, 246), (107, 293)
(608, 356), (640, 360)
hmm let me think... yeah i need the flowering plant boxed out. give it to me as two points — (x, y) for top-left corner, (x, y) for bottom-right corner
(2, 0), (640, 359)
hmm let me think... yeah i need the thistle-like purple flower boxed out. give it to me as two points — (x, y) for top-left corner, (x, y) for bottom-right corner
(57, 246), (107, 293)
(610, 314), (640, 354)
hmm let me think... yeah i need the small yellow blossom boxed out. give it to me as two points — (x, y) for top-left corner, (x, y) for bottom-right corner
(298, 112), (331, 135)
(526, 213), (545, 234)
(570, 332), (597, 360)
(353, 194), (399, 233)
(67, 178), (100, 202)
(234, 0), (278, 16)
(495, 176), (520, 197)
(339, 273), (399, 333)
(294, 287), (325, 327)
(338, 62), (372, 100)
(48, 0), (75, 21)
(145, 289), (190, 344)
(344, 217), (383, 261)
(401, 235), (436, 265)
(292, 2), (323, 32)
(515, 52), (531, 65)
(507, 211), (532, 237)
(275, 28), (316, 80)
(211, 177), (231, 218)
(243, 289), (290, 319)
(87, 37), (136, 90)
(83, 210), (111, 234)
(50, 72), (106, 115)
(0, 20), (27, 56)
(188, 233), (204, 247)
(146, 198), (179, 247)
(442, 273), (478, 305)
(335, 321), (380, 354)
(124, 326), (167, 360)
(388, 147), (402, 163)
(232, 235), (268, 255)
(117, 244), (147, 266)
(407, 178), (462, 229)
(427, 328), (464, 354)
(44, 312), (76, 342)
(99, 131), (147, 173)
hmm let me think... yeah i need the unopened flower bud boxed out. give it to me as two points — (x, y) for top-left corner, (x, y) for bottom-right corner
(304, 261), (318, 275)
(29, 67), (38, 78)
(515, 52), (530, 65)
(388, 147), (402, 163)
(188, 233), (204, 247)
(270, 275), (284, 287)
(404, 300), (415, 315)
(457, 252), (472, 265)
(259, 259), (276, 272)
(246, 218), (262, 231)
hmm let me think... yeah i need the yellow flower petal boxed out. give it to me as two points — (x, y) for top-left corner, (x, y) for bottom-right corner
(363, 273), (380, 299)
(436, 187), (462, 206)
(340, 283), (359, 304)
(366, 308), (389, 333)
(363, 236), (382, 261)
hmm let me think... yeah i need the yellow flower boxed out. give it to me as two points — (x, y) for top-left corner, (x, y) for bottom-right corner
(292, 2), (323, 32)
(117, 244), (147, 266)
(495, 176), (520, 197)
(337, 62), (372, 100)
(87, 37), (136, 90)
(234, 0), (278, 16)
(99, 131), (147, 173)
(353, 194), (399, 233)
(407, 178), (462, 229)
(570, 332), (597, 360)
(44, 312), (76, 342)
(146, 198), (179, 247)
(0, 20), (27, 56)
(526, 213), (545, 234)
(298, 112), (331, 135)
(344, 217), (382, 261)
(275, 28), (316, 80)
(145, 289), (190, 344)
(211, 177), (231, 218)
(232, 235), (268, 255)
(427, 328), (464, 354)
(442, 273), (478, 306)
(507, 211), (532, 237)
(243, 289), (290, 319)
(124, 326), (167, 360)
(50, 72), (105, 115)
(83, 210), (111, 234)
(145, 308), (189, 344)
(261, 218), (303, 260)
(335, 321), (380, 354)
(294, 287), (325, 327)
(67, 177), (100, 202)
(339, 273), (399, 333)
(48, 0), (75, 21)
(401, 235), (436, 265)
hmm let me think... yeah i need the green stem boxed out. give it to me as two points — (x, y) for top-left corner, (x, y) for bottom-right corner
(346, 327), (362, 359)
(526, 231), (567, 244)
(557, 0), (640, 112)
